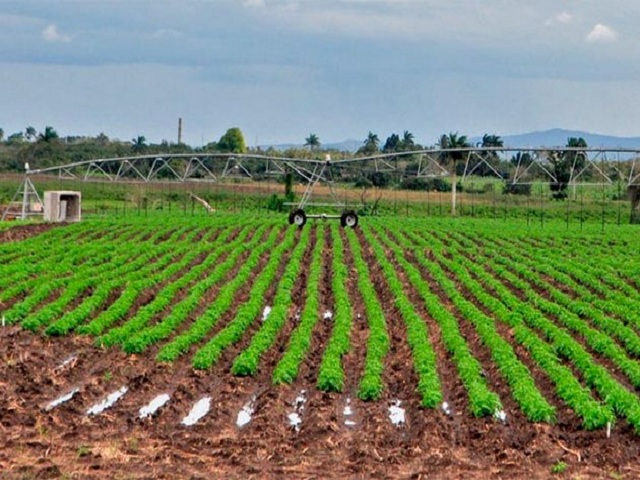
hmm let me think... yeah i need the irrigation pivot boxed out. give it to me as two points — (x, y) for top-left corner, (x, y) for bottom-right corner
(286, 154), (359, 228)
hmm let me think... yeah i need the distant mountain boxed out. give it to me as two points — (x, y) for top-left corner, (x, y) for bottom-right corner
(260, 129), (640, 154)
(475, 128), (640, 149)
(257, 138), (362, 152)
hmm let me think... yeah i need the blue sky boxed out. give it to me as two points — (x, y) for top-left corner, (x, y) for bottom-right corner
(1, 0), (639, 147)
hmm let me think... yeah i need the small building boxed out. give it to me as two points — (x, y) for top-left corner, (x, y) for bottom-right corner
(43, 191), (82, 222)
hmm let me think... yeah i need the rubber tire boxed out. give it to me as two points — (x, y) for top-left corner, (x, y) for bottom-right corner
(290, 208), (307, 228)
(340, 210), (358, 228)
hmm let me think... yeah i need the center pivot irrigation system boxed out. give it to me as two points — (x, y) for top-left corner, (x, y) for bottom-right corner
(286, 154), (359, 228)
(6, 146), (640, 224)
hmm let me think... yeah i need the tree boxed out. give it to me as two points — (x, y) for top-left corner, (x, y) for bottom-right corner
(38, 126), (59, 143)
(25, 126), (37, 142)
(131, 135), (147, 153)
(218, 127), (247, 153)
(382, 133), (400, 153)
(438, 132), (470, 215)
(481, 134), (503, 148)
(400, 130), (415, 151)
(6, 132), (25, 145)
(475, 133), (504, 176)
(304, 133), (320, 151)
(359, 131), (379, 155)
(548, 137), (587, 199)
(0, 128), (3, 142)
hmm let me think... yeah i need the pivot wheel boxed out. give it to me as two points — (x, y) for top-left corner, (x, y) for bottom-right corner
(340, 210), (358, 228)
(288, 208), (307, 227)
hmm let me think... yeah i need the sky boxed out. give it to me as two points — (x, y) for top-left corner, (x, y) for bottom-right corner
(1, 0), (640, 147)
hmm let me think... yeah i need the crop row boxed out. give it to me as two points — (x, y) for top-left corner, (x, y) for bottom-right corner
(188, 225), (301, 368)
(425, 227), (640, 430)
(316, 223), (353, 392)
(272, 226), (325, 384)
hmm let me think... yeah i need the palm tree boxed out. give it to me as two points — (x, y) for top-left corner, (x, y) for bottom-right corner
(361, 131), (379, 154)
(438, 132), (470, 216)
(304, 133), (320, 151)
(481, 134), (503, 148)
(131, 135), (147, 153)
(25, 126), (37, 142)
(383, 133), (400, 153)
(401, 130), (415, 150)
(478, 133), (504, 176)
(38, 126), (59, 143)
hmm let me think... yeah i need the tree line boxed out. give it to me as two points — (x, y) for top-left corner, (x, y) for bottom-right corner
(0, 124), (616, 201)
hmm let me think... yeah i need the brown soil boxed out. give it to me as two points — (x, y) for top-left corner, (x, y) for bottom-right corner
(2, 328), (639, 480)
(0, 223), (61, 243)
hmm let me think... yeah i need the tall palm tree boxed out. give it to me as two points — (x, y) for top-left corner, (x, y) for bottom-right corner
(383, 133), (400, 153)
(438, 132), (470, 216)
(304, 133), (320, 151)
(481, 134), (503, 148)
(38, 126), (59, 143)
(401, 130), (415, 150)
(478, 133), (504, 176)
(25, 126), (37, 142)
(131, 135), (147, 153)
(362, 131), (379, 154)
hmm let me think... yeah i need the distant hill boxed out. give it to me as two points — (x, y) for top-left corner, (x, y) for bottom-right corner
(260, 129), (640, 154)
(476, 128), (640, 149)
(258, 139), (362, 152)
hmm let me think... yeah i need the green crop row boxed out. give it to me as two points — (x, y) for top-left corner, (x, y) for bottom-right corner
(97, 225), (249, 347)
(316, 223), (353, 392)
(231, 225), (312, 376)
(272, 226), (325, 384)
(477, 240), (640, 387)
(360, 224), (442, 408)
(410, 226), (614, 429)
(387, 223), (553, 421)
(434, 229), (640, 431)
(344, 227), (390, 401)
(25, 227), (195, 332)
(79, 224), (240, 337)
(3, 227), (157, 324)
(122, 222), (273, 354)
(188, 225), (301, 369)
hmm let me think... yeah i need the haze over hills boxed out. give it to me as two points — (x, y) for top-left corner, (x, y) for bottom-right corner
(260, 129), (640, 153)
(495, 129), (640, 149)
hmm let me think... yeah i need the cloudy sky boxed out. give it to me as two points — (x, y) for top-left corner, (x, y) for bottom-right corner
(1, 0), (639, 147)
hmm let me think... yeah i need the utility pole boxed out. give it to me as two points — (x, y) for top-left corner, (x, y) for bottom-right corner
(178, 118), (183, 144)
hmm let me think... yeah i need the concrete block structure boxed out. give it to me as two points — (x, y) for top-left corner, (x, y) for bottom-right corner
(43, 191), (82, 222)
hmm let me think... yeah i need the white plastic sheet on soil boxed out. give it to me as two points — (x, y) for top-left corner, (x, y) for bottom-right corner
(181, 397), (211, 426)
(441, 401), (452, 416)
(236, 396), (256, 428)
(494, 409), (507, 423)
(388, 400), (405, 426)
(288, 390), (307, 432)
(139, 393), (171, 419)
(343, 397), (355, 427)
(323, 310), (333, 320)
(45, 388), (79, 411)
(87, 386), (128, 416)
(262, 306), (272, 322)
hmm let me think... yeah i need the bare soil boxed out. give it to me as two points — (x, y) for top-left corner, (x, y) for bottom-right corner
(2, 325), (639, 480)
(0, 223), (60, 243)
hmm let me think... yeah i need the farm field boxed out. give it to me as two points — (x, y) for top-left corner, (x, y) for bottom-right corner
(1, 214), (640, 478)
